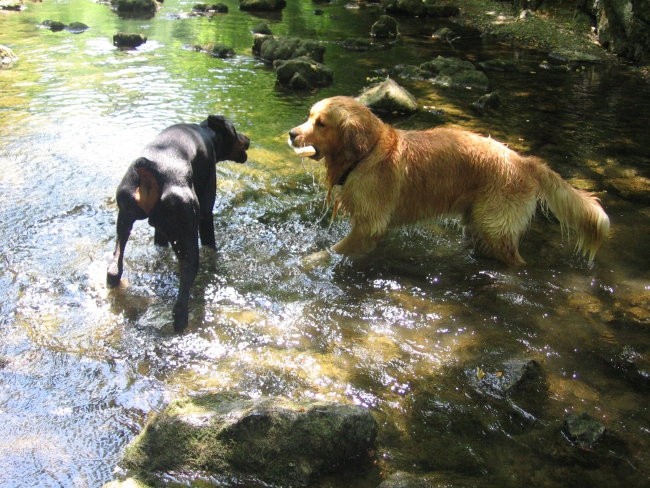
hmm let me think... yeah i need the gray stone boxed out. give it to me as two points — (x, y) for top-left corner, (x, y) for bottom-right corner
(356, 78), (418, 114)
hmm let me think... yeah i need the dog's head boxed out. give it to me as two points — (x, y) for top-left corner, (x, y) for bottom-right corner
(204, 115), (250, 163)
(288, 96), (381, 165)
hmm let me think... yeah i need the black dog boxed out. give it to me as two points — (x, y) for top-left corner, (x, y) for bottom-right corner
(107, 115), (250, 331)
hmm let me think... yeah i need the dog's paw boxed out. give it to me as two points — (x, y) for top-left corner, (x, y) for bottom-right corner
(173, 302), (189, 333)
(106, 265), (122, 288)
(300, 249), (333, 271)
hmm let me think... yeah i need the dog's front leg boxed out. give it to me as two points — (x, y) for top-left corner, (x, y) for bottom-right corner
(331, 218), (382, 257)
(107, 212), (134, 287)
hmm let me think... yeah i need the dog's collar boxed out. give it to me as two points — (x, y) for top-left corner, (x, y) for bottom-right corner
(336, 159), (362, 186)
(336, 140), (378, 186)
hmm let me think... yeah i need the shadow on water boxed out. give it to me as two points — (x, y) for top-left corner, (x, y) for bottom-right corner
(0, 0), (648, 487)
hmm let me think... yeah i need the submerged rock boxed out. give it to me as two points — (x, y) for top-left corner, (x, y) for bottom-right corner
(342, 37), (373, 51)
(66, 22), (89, 34)
(192, 3), (229, 14)
(274, 56), (333, 90)
(113, 32), (147, 48)
(471, 91), (501, 114)
(41, 19), (66, 32)
(562, 412), (606, 447)
(478, 58), (517, 72)
(371, 15), (399, 39)
(119, 393), (377, 487)
(469, 358), (548, 417)
(598, 344), (650, 391)
(194, 43), (235, 58)
(356, 78), (418, 114)
(420, 56), (490, 91)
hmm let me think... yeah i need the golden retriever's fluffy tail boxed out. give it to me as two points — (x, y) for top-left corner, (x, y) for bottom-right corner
(532, 157), (610, 262)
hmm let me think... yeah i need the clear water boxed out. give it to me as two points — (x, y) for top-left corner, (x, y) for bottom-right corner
(0, 1), (648, 487)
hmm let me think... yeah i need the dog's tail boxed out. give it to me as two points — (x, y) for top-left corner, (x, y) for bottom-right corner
(532, 157), (610, 262)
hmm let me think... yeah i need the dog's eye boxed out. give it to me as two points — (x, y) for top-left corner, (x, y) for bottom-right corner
(315, 117), (325, 128)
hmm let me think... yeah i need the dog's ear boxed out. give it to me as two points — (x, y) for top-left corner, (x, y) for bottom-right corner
(340, 109), (373, 160)
(206, 115), (238, 139)
(206, 115), (227, 131)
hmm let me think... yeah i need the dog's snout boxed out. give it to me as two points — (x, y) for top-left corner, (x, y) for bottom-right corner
(289, 128), (299, 142)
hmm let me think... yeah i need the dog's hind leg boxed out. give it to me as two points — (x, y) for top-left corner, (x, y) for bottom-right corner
(171, 237), (199, 332)
(469, 193), (536, 266)
(158, 188), (200, 332)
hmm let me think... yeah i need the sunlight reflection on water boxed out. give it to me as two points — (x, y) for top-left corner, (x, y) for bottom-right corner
(0, 0), (649, 487)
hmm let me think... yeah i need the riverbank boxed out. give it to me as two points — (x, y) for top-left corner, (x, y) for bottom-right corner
(453, 0), (609, 60)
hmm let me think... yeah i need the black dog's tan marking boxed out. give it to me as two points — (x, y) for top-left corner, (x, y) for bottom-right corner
(134, 167), (159, 215)
(107, 116), (250, 331)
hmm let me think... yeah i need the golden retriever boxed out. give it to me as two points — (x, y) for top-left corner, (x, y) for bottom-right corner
(288, 96), (610, 265)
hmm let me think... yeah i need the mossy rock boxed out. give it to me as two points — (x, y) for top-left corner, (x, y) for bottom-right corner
(255, 36), (325, 63)
(356, 78), (418, 114)
(113, 32), (147, 48)
(112, 0), (159, 17)
(41, 20), (66, 32)
(371, 15), (399, 39)
(120, 393), (377, 486)
(274, 56), (334, 90)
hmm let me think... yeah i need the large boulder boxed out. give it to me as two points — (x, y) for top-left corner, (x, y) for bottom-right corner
(119, 393), (377, 487)
(274, 56), (333, 90)
(356, 78), (418, 114)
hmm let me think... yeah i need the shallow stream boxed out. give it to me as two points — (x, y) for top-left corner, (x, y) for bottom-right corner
(0, 1), (648, 487)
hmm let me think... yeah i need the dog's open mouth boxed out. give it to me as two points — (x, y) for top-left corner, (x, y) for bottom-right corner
(287, 136), (319, 159)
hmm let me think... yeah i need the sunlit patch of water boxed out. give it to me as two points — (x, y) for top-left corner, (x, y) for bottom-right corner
(1, 0), (649, 486)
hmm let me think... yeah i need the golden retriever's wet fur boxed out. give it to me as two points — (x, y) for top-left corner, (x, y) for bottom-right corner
(289, 96), (609, 265)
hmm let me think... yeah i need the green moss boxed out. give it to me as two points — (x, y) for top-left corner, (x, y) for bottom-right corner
(119, 394), (377, 486)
